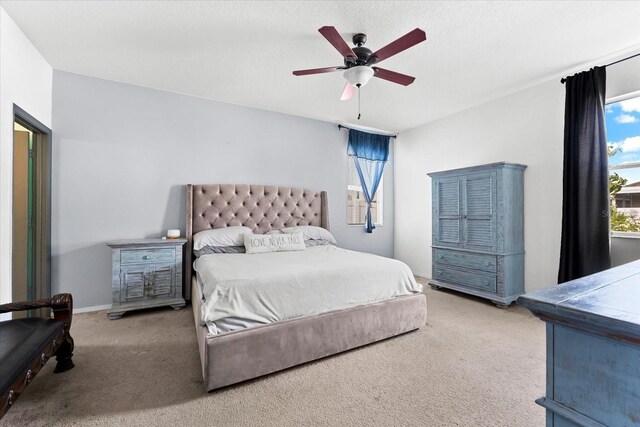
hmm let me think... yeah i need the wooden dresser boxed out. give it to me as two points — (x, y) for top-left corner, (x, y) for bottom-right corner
(107, 238), (186, 319)
(518, 260), (640, 427)
(428, 162), (526, 307)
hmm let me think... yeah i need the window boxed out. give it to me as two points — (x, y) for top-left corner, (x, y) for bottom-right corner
(347, 160), (383, 225)
(606, 92), (640, 235)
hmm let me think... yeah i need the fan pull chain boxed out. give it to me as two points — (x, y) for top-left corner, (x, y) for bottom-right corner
(357, 86), (361, 120)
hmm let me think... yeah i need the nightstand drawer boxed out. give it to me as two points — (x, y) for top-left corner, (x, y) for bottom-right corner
(121, 248), (175, 265)
(434, 249), (497, 273)
(434, 266), (497, 293)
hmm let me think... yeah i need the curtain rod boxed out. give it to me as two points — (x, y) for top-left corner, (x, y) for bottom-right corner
(338, 124), (397, 139)
(560, 52), (640, 84)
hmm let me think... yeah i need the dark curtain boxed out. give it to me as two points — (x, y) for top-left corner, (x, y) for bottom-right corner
(558, 66), (610, 283)
(347, 129), (390, 233)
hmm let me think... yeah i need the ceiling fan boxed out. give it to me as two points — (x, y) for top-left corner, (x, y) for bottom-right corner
(293, 26), (427, 103)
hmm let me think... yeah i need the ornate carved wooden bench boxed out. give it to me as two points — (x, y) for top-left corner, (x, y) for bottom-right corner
(0, 293), (75, 419)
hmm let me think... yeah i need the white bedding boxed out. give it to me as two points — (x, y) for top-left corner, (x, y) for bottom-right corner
(194, 245), (423, 334)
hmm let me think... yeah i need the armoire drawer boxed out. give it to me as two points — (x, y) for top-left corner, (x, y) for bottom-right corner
(434, 249), (497, 273)
(434, 266), (497, 293)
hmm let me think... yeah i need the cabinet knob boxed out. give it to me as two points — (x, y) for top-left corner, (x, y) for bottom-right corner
(438, 255), (443, 259)
(484, 261), (491, 266)
(143, 255), (151, 260)
(483, 280), (489, 285)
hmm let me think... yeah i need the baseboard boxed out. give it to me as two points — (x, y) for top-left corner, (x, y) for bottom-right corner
(74, 304), (110, 314)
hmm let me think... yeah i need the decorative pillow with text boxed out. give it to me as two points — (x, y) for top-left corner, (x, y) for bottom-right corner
(243, 232), (306, 254)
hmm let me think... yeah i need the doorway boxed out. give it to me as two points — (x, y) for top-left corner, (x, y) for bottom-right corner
(12, 105), (52, 317)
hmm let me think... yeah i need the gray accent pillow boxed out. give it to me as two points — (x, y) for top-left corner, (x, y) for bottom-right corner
(194, 246), (246, 257)
(265, 229), (284, 235)
(282, 226), (337, 245)
(304, 239), (335, 248)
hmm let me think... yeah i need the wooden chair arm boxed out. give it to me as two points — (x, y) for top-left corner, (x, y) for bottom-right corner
(0, 293), (73, 321)
(49, 294), (73, 327)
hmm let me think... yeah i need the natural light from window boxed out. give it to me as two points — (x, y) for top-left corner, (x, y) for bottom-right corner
(607, 94), (640, 233)
(347, 160), (383, 226)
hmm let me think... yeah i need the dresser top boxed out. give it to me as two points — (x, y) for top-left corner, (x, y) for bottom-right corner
(107, 238), (187, 248)
(517, 260), (640, 341)
(427, 161), (527, 177)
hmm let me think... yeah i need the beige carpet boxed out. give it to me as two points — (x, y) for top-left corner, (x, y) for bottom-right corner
(2, 279), (546, 426)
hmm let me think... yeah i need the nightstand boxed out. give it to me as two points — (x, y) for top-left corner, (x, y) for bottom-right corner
(107, 238), (186, 319)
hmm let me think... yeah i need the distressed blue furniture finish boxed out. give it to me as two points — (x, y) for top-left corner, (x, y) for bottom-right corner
(107, 238), (186, 319)
(517, 260), (640, 427)
(428, 162), (526, 307)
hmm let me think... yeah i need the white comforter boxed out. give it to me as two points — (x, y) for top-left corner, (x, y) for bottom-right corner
(194, 245), (423, 334)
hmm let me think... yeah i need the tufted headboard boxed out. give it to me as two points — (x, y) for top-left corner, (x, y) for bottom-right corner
(184, 184), (329, 300)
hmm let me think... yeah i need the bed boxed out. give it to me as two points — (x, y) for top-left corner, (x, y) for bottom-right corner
(185, 184), (427, 391)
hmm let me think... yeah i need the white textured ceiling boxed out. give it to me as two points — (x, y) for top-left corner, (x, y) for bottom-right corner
(2, 1), (640, 132)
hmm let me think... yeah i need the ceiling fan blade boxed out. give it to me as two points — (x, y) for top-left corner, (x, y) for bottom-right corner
(372, 67), (416, 86)
(318, 26), (356, 59)
(340, 83), (355, 101)
(370, 28), (426, 64)
(293, 66), (340, 76)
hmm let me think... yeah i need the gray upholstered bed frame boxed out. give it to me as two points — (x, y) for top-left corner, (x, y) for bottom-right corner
(185, 184), (427, 391)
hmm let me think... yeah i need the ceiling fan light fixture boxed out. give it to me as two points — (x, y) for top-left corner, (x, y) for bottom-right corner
(343, 66), (374, 87)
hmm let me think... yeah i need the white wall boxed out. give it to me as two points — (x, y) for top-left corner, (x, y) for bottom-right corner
(395, 79), (564, 292)
(52, 71), (395, 309)
(0, 7), (52, 305)
(395, 56), (640, 292)
(607, 55), (640, 103)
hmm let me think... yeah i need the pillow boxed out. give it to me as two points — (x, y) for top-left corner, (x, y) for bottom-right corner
(244, 232), (306, 254)
(282, 226), (337, 245)
(265, 229), (284, 235)
(304, 239), (333, 248)
(193, 226), (252, 250)
(193, 246), (246, 257)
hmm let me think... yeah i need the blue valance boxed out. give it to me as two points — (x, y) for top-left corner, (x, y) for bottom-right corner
(347, 129), (390, 162)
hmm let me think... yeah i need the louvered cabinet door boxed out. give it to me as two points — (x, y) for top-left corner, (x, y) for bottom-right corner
(148, 265), (175, 298)
(433, 177), (462, 248)
(462, 172), (497, 252)
(121, 267), (147, 302)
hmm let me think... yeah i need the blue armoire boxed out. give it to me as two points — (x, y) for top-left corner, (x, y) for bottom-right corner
(427, 162), (527, 308)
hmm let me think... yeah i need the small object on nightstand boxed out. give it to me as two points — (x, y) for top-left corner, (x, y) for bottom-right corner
(167, 229), (180, 239)
(106, 238), (186, 320)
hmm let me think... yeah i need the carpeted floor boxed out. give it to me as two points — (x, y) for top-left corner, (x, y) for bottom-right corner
(2, 278), (546, 426)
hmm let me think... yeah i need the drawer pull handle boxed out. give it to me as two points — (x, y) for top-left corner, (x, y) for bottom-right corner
(142, 255), (151, 260)
(438, 255), (443, 259)
(484, 261), (491, 266)
(483, 280), (489, 285)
